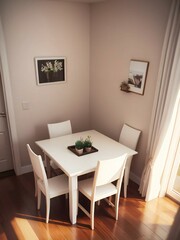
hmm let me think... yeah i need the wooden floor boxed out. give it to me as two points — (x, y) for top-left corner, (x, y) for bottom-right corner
(0, 172), (179, 240)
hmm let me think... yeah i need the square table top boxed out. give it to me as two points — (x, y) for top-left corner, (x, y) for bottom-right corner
(36, 130), (137, 177)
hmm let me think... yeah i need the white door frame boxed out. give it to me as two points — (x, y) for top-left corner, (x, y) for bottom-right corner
(0, 19), (21, 175)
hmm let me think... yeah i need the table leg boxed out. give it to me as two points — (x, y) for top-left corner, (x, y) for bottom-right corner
(44, 153), (51, 178)
(69, 176), (78, 224)
(124, 157), (132, 198)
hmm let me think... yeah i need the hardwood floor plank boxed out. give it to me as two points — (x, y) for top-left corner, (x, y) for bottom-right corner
(137, 198), (176, 239)
(117, 199), (162, 240)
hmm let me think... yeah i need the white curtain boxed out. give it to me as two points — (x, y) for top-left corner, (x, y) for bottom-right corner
(139, 0), (180, 201)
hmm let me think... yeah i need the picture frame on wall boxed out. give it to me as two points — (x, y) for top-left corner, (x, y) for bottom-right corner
(35, 57), (66, 85)
(128, 60), (149, 95)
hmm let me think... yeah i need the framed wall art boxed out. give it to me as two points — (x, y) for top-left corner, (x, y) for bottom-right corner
(35, 57), (66, 85)
(128, 60), (149, 95)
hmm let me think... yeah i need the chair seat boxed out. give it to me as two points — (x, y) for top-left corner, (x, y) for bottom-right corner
(79, 178), (117, 202)
(38, 174), (69, 199)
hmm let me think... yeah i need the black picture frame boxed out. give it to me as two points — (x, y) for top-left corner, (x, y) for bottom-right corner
(35, 57), (66, 85)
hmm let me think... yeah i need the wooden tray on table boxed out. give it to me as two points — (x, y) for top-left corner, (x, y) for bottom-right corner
(67, 145), (98, 157)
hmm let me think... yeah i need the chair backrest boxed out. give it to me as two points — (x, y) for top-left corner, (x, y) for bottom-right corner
(93, 154), (128, 188)
(119, 124), (141, 150)
(27, 144), (48, 191)
(48, 120), (72, 139)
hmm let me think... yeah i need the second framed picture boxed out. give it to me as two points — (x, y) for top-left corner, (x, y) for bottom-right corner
(128, 60), (149, 95)
(35, 57), (66, 85)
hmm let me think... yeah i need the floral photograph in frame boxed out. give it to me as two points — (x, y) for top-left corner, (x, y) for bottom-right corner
(35, 57), (66, 85)
(128, 60), (149, 95)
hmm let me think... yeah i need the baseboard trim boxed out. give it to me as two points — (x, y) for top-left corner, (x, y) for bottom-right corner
(20, 161), (46, 175)
(129, 172), (140, 185)
(21, 164), (33, 174)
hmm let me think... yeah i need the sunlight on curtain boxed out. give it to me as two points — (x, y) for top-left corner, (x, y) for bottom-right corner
(145, 88), (180, 201)
(139, 0), (180, 201)
(160, 91), (180, 198)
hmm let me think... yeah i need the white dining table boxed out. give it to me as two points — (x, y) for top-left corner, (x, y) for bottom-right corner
(35, 130), (137, 224)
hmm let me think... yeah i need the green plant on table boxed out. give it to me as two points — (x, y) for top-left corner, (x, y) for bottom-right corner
(84, 136), (93, 148)
(75, 138), (84, 150)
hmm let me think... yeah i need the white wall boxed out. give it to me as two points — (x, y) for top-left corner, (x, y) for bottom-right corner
(0, 0), (90, 167)
(90, 0), (171, 182)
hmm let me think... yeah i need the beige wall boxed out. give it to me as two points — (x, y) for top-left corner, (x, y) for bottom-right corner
(0, 0), (172, 180)
(90, 0), (171, 181)
(0, 0), (90, 166)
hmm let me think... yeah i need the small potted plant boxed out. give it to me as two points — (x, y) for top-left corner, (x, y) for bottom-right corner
(75, 138), (84, 155)
(84, 136), (93, 152)
(120, 81), (130, 92)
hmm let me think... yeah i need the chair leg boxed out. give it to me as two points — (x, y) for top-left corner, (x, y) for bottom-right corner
(46, 196), (50, 223)
(90, 201), (95, 230)
(108, 196), (113, 205)
(34, 174), (38, 197)
(105, 197), (114, 207)
(37, 188), (41, 210)
(124, 158), (132, 198)
(124, 180), (127, 198)
(115, 193), (120, 220)
(124, 166), (129, 198)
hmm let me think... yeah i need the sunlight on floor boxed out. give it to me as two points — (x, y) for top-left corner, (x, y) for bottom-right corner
(11, 217), (39, 240)
(141, 198), (175, 226)
(139, 199), (175, 239)
(10, 213), (73, 240)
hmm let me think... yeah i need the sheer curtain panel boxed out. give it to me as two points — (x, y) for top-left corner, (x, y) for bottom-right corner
(139, 0), (180, 201)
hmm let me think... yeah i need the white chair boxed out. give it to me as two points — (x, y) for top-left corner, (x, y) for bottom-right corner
(47, 120), (72, 177)
(48, 120), (72, 139)
(27, 144), (69, 223)
(119, 124), (141, 198)
(78, 154), (127, 230)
